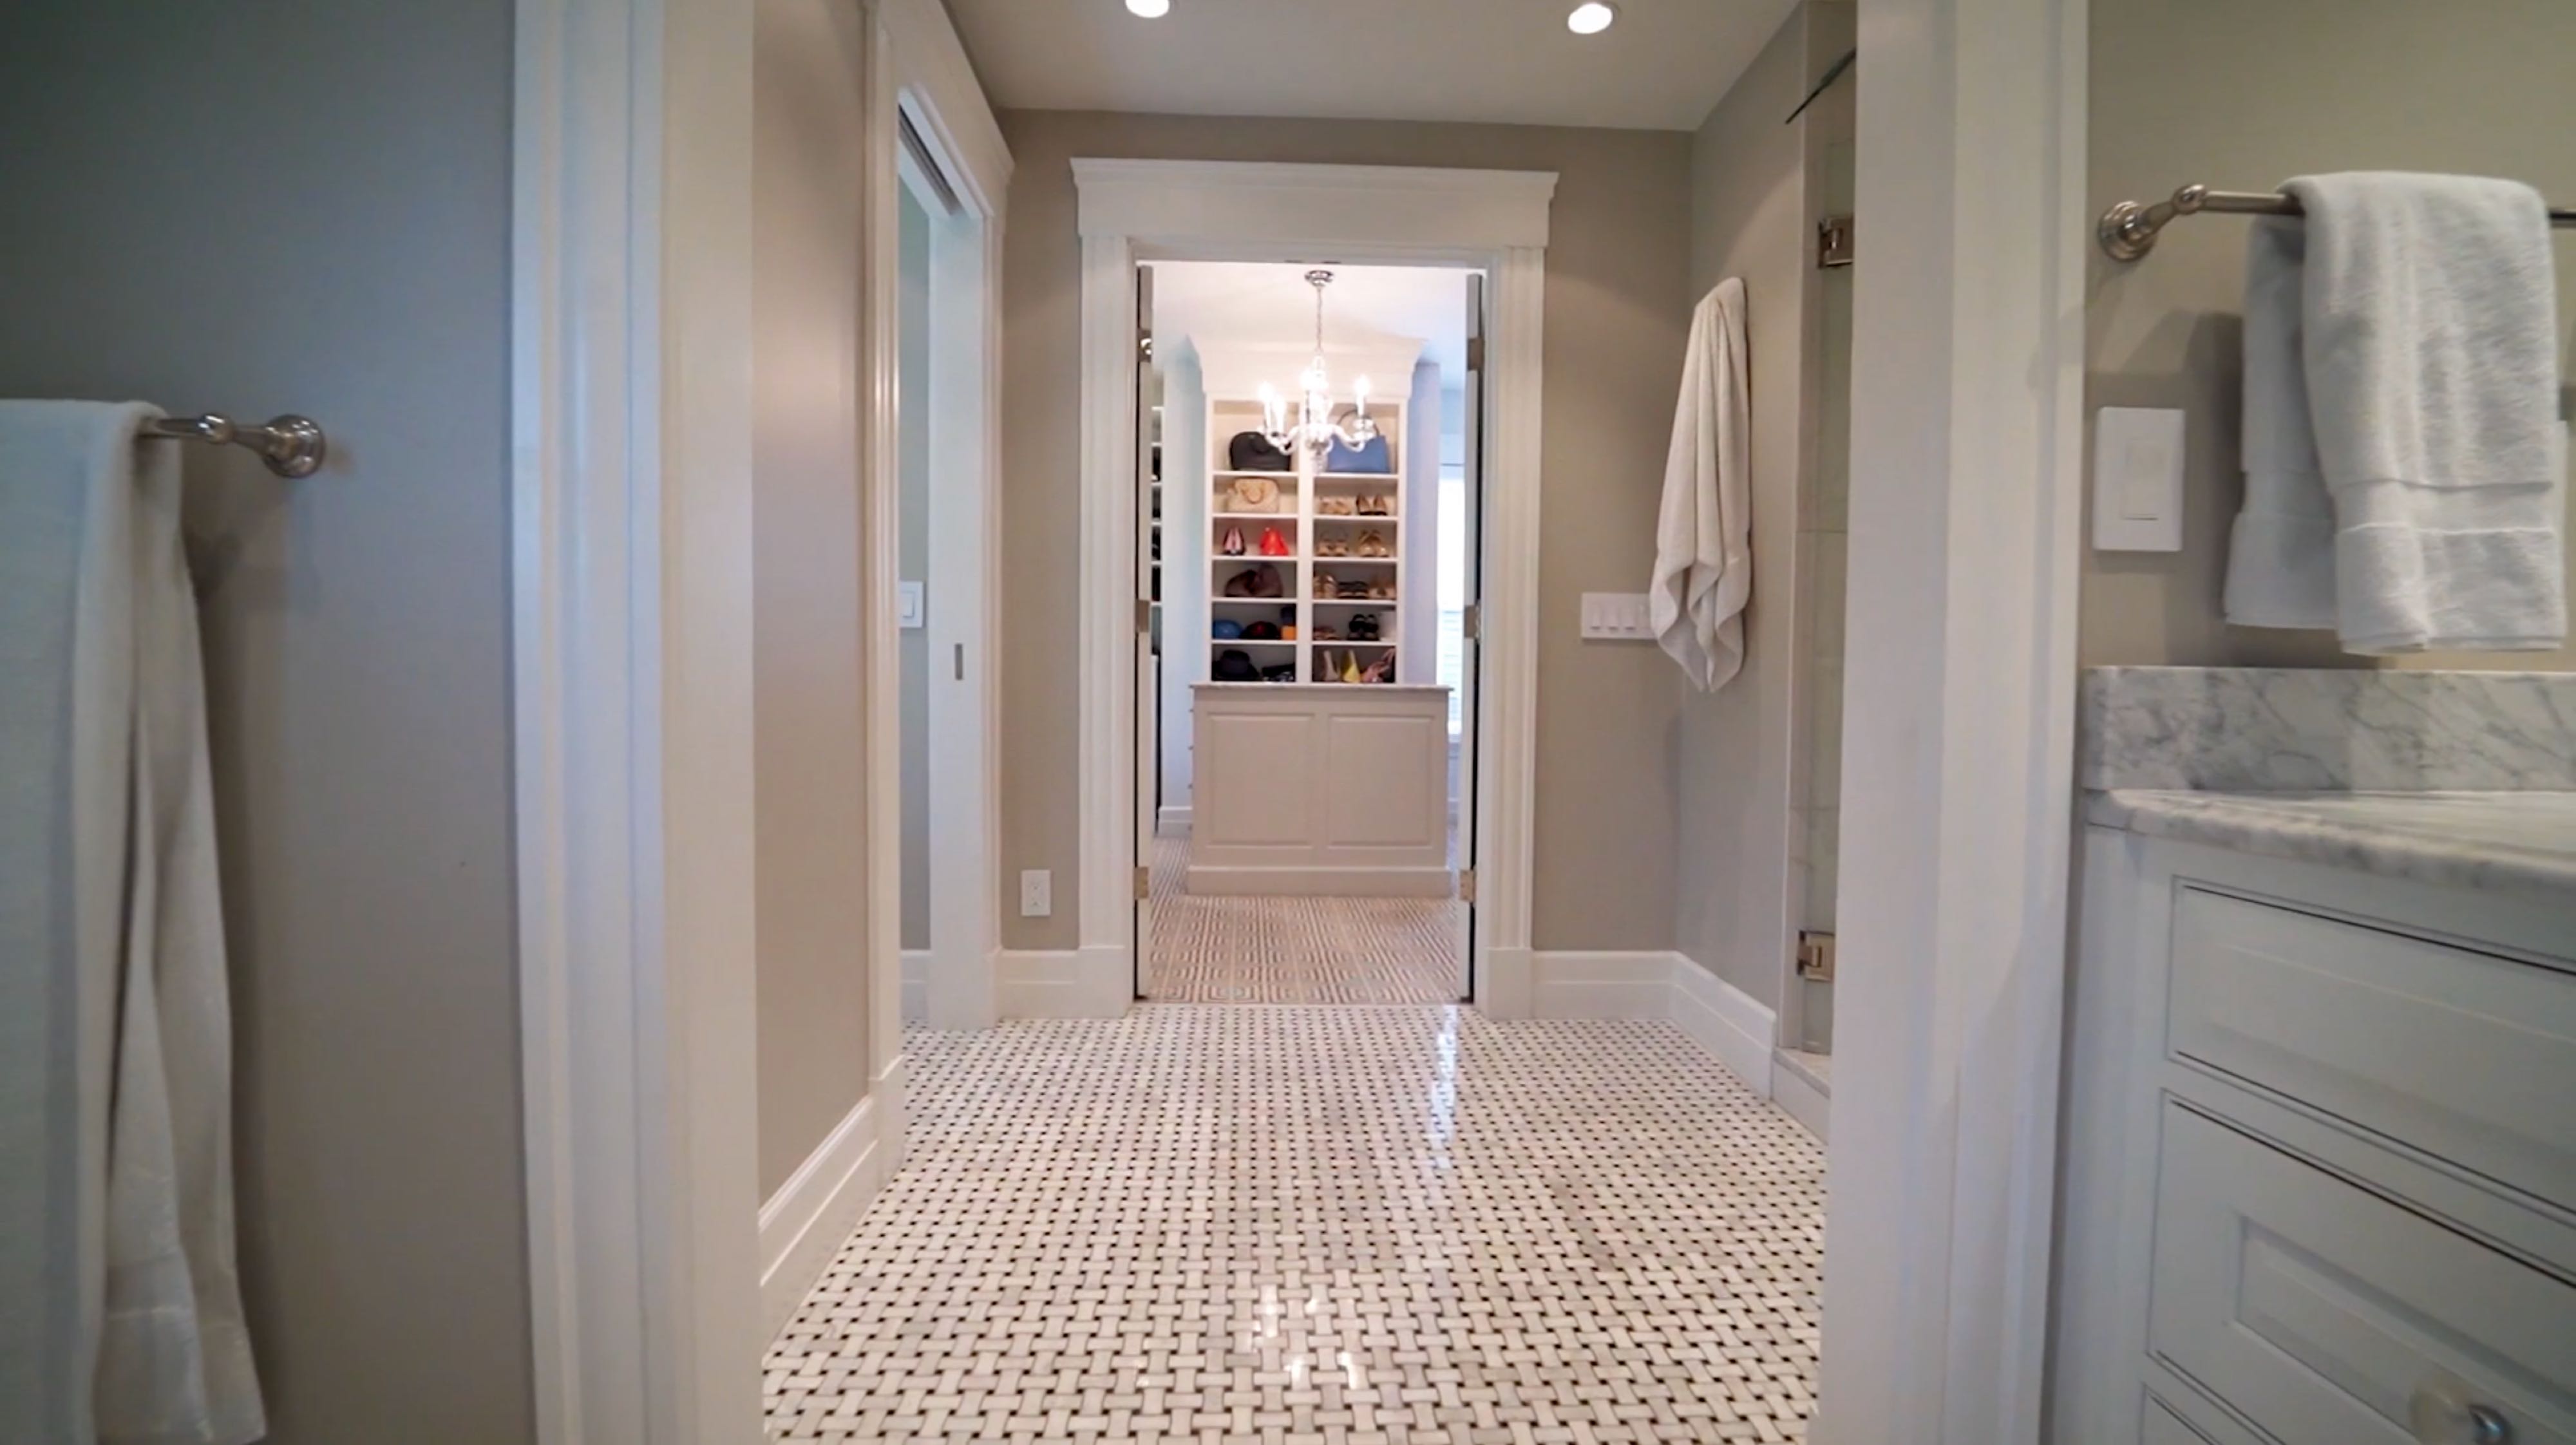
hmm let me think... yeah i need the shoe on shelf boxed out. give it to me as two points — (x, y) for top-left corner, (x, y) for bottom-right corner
(1312, 570), (1336, 598)
(1368, 578), (1395, 600)
(1354, 529), (1388, 558)
(1359, 650), (1395, 683)
(1258, 525), (1291, 558)
(1220, 524), (1245, 556)
(1318, 536), (1348, 558)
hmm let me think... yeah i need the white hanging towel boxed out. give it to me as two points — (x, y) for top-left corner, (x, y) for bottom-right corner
(2224, 173), (2566, 652)
(0, 401), (265, 1445)
(1652, 278), (1753, 691)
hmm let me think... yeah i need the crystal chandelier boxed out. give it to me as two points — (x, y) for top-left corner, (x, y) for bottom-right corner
(1258, 270), (1380, 457)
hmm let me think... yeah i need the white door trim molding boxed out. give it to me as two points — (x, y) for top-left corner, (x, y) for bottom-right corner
(510, 0), (761, 1440)
(1072, 160), (1555, 1009)
(880, 0), (1010, 216)
(1818, 0), (2087, 1442)
(887, 0), (1009, 1032)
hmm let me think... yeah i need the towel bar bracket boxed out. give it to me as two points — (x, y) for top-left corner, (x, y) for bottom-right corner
(140, 413), (328, 478)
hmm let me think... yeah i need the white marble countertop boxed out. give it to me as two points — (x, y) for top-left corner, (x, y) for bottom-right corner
(2088, 789), (2576, 899)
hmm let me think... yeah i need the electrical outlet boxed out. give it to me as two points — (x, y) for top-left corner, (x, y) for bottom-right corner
(1018, 869), (1052, 918)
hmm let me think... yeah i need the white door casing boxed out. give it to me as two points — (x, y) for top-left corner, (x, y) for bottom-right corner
(1815, 0), (2087, 1442)
(890, 0), (1012, 1032)
(1071, 160), (1555, 1017)
(511, 0), (761, 1439)
(513, 0), (1011, 1439)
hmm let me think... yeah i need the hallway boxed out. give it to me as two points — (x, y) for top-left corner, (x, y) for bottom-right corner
(764, 1008), (1824, 1442)
(1142, 835), (1463, 1004)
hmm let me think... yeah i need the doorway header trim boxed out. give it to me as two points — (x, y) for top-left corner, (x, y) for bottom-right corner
(1072, 159), (1558, 249)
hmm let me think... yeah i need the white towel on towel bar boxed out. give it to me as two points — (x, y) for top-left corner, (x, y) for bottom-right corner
(0, 401), (265, 1445)
(1652, 278), (1753, 692)
(2224, 172), (2566, 652)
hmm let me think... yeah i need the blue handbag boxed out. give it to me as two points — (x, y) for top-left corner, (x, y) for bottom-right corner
(1323, 433), (1391, 475)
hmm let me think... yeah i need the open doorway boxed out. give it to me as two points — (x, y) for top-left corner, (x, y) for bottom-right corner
(894, 102), (1001, 1033)
(1135, 260), (1482, 1005)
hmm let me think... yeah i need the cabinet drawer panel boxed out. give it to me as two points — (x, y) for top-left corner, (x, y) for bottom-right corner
(2170, 887), (2576, 1205)
(2144, 1398), (2208, 1445)
(2149, 1106), (2576, 1445)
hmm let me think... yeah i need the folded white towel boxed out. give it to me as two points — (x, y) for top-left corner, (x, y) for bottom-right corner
(1652, 278), (1752, 692)
(2224, 172), (2566, 653)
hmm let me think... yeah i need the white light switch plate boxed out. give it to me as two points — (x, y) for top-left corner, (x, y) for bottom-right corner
(1580, 592), (1654, 640)
(2091, 406), (2185, 552)
(1018, 869), (1051, 918)
(898, 580), (927, 630)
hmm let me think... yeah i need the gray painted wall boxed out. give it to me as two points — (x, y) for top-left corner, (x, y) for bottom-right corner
(0, 5), (534, 1440)
(2084, 0), (2576, 671)
(1672, 8), (1819, 1012)
(753, 0), (874, 1197)
(996, 111), (1692, 954)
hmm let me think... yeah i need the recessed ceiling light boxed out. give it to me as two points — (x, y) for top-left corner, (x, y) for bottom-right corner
(1566, 1), (1618, 34)
(1126, 0), (1170, 16)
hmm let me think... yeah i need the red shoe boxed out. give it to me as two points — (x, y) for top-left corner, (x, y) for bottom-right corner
(1258, 525), (1291, 557)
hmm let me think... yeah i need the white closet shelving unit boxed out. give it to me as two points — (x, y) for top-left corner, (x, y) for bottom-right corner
(1206, 395), (1406, 684)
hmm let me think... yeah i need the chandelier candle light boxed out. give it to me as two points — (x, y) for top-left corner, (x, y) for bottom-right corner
(1258, 270), (1381, 459)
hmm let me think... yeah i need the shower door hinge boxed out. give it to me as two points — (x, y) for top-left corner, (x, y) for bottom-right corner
(1817, 216), (1855, 269)
(1466, 335), (1486, 372)
(1135, 598), (1153, 634)
(1797, 930), (1838, 981)
(1462, 602), (1482, 641)
(1135, 865), (1151, 900)
(1457, 868), (1477, 904)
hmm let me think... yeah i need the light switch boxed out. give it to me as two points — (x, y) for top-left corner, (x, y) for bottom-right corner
(1580, 592), (1654, 640)
(2091, 406), (2185, 552)
(898, 580), (927, 630)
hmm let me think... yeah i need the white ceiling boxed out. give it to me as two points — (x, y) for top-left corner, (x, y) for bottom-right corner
(1151, 261), (1470, 394)
(944, 0), (1800, 132)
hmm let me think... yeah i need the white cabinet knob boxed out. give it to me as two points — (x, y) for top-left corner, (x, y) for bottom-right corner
(2410, 1375), (2512, 1444)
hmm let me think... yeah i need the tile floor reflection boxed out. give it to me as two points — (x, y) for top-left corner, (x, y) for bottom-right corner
(765, 1008), (1824, 1441)
(1144, 836), (1463, 1004)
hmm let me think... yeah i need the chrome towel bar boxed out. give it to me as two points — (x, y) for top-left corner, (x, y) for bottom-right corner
(2099, 184), (2576, 261)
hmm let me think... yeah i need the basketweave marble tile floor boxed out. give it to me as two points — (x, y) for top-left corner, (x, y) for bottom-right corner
(764, 1008), (1826, 1442)
(1142, 834), (1464, 1005)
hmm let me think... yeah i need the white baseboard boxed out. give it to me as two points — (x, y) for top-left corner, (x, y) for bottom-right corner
(1668, 957), (1777, 1098)
(1528, 950), (1778, 1099)
(1771, 1053), (1830, 1142)
(1156, 804), (1192, 833)
(757, 1074), (898, 1341)
(1530, 951), (1676, 1018)
(1182, 864), (1453, 898)
(900, 949), (931, 1024)
(996, 945), (1132, 1019)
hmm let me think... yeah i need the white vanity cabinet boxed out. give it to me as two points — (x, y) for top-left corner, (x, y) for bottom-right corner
(2052, 821), (2576, 1445)
(1186, 682), (1452, 896)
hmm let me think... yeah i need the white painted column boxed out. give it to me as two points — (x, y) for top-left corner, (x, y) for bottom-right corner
(1473, 245), (1546, 1017)
(1814, 0), (2086, 1441)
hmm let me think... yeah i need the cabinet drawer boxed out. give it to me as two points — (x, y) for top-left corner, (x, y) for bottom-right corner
(2149, 1106), (2576, 1444)
(2144, 1397), (2212, 1445)
(2169, 887), (2576, 1207)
